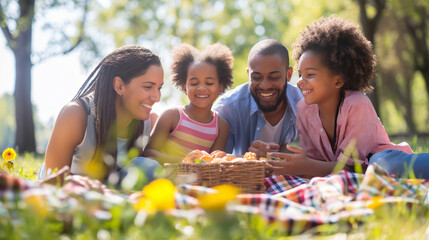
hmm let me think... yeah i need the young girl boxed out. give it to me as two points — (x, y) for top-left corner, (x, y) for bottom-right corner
(144, 43), (233, 164)
(267, 16), (413, 177)
(38, 45), (163, 183)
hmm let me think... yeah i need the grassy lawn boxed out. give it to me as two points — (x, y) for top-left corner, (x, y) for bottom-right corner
(1, 137), (429, 239)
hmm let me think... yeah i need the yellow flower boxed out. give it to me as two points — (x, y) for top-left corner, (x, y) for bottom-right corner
(407, 179), (423, 185)
(134, 196), (157, 214)
(2, 148), (16, 161)
(135, 179), (177, 212)
(3, 161), (14, 170)
(198, 184), (241, 210)
(367, 196), (385, 209)
(24, 195), (49, 216)
(83, 160), (107, 180)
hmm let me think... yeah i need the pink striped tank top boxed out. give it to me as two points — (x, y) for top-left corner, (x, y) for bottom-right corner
(165, 107), (218, 156)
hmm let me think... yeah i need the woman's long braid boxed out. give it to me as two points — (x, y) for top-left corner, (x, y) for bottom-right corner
(94, 65), (118, 174)
(72, 62), (102, 101)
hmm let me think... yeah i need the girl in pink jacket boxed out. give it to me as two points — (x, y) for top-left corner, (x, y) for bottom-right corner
(267, 16), (413, 178)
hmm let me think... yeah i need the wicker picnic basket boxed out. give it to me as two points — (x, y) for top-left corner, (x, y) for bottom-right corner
(167, 160), (267, 193)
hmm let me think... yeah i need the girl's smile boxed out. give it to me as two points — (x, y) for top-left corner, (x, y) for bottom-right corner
(184, 62), (223, 109)
(297, 50), (343, 108)
(300, 89), (312, 95)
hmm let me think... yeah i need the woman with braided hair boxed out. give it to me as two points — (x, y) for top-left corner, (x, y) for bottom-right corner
(38, 45), (164, 184)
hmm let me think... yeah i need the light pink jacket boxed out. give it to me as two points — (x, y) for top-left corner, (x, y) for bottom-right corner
(297, 91), (413, 167)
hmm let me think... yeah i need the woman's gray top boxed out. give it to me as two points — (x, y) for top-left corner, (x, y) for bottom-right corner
(37, 94), (151, 179)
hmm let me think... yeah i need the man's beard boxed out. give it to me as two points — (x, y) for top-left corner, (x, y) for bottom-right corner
(250, 83), (287, 113)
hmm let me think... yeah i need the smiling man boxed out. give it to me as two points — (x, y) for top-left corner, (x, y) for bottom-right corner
(213, 39), (302, 157)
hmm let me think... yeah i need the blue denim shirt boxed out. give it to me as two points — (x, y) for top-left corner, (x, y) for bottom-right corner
(213, 82), (303, 155)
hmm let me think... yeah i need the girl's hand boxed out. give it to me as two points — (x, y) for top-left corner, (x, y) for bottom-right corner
(283, 144), (303, 154)
(266, 145), (310, 176)
(248, 140), (280, 157)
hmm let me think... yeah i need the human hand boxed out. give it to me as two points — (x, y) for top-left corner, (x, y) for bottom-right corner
(64, 174), (107, 193)
(248, 140), (280, 157)
(41, 165), (70, 185)
(266, 145), (308, 176)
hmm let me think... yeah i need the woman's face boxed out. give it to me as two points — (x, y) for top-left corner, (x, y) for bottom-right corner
(118, 64), (164, 121)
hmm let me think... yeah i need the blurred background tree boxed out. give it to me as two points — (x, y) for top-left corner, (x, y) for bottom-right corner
(73, 0), (429, 138)
(0, 0), (89, 153)
(1, 0), (428, 153)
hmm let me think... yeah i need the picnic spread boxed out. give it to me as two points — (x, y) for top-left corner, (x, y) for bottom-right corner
(1, 152), (428, 235)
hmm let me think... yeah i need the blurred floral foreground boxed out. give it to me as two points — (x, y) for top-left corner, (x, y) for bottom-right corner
(1, 148), (429, 239)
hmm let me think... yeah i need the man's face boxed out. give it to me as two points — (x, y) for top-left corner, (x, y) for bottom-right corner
(247, 53), (292, 112)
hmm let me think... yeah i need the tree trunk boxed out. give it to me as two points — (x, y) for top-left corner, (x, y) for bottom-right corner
(403, 5), (428, 132)
(1, 0), (87, 153)
(13, 44), (35, 153)
(12, 0), (36, 153)
(362, 30), (380, 117)
(357, 0), (385, 117)
(408, 14), (429, 98)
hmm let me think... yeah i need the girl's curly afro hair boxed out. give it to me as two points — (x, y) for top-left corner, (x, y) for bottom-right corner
(170, 43), (234, 92)
(292, 16), (376, 93)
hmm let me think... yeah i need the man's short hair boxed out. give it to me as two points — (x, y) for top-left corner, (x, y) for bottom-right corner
(248, 39), (290, 66)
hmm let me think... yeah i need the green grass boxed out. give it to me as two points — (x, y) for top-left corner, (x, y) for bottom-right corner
(1, 152), (43, 180)
(1, 138), (429, 239)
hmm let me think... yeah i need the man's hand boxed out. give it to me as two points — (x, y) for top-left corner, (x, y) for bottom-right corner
(248, 140), (280, 157)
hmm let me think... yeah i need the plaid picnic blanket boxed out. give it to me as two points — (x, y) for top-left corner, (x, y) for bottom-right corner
(0, 171), (129, 224)
(175, 163), (429, 234)
(1, 163), (428, 235)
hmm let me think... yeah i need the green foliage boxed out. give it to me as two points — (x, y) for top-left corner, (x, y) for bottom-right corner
(381, 100), (409, 134)
(374, 0), (429, 133)
(93, 0), (358, 89)
(4, 0), (429, 154)
(355, 202), (429, 239)
(0, 152), (43, 180)
(412, 73), (429, 132)
(0, 93), (15, 149)
(87, 0), (429, 136)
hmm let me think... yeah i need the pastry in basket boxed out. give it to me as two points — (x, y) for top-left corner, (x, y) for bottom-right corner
(183, 150), (213, 163)
(243, 152), (257, 160)
(210, 158), (222, 163)
(211, 150), (227, 159)
(210, 154), (236, 163)
(210, 152), (260, 163)
(222, 155), (237, 161)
